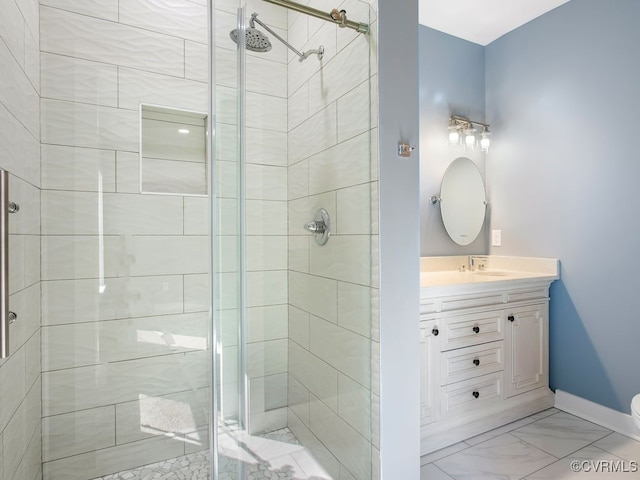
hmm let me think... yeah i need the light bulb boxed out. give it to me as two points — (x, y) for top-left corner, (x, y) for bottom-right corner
(480, 128), (491, 152)
(464, 128), (476, 149)
(448, 127), (460, 145)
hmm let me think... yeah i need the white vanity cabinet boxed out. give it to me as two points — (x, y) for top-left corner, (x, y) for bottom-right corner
(419, 273), (557, 455)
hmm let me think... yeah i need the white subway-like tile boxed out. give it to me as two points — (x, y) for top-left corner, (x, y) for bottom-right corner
(0, 0), (25, 69)
(41, 53), (118, 107)
(337, 282), (372, 338)
(288, 235), (310, 274)
(289, 341), (338, 412)
(246, 270), (287, 307)
(42, 406), (115, 462)
(288, 103), (337, 165)
(184, 274), (210, 313)
(41, 235), (124, 281)
(247, 339), (288, 378)
(288, 159), (309, 200)
(246, 236), (287, 271)
(246, 164), (287, 201)
(42, 275), (184, 326)
(42, 351), (209, 416)
(309, 397), (371, 480)
(141, 158), (207, 196)
(184, 196), (210, 235)
(288, 191), (336, 236)
(289, 271), (338, 323)
(41, 99), (138, 152)
(115, 151), (140, 193)
(41, 7), (185, 77)
(115, 389), (209, 444)
(338, 374), (371, 441)
(0, 40), (39, 138)
(309, 316), (370, 388)
(119, 0), (208, 44)
(337, 80), (371, 143)
(42, 435), (184, 480)
(246, 92), (287, 133)
(40, 0), (118, 21)
(246, 200), (288, 235)
(0, 349), (26, 433)
(288, 373), (310, 426)
(289, 305), (310, 349)
(246, 127), (287, 166)
(41, 145), (116, 192)
(9, 176), (40, 235)
(128, 236), (209, 276)
(247, 305), (288, 343)
(336, 183), (371, 235)
(308, 132), (370, 195)
(309, 235), (371, 285)
(186, 40), (208, 82)
(42, 191), (184, 235)
(119, 67), (207, 112)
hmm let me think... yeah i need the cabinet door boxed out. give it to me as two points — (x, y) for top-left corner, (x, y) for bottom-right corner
(420, 320), (441, 426)
(504, 303), (548, 398)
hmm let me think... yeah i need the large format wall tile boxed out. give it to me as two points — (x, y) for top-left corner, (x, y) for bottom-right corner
(42, 406), (115, 462)
(119, 0), (208, 44)
(41, 145), (116, 192)
(42, 351), (209, 416)
(118, 67), (207, 112)
(41, 7), (185, 77)
(40, 0), (119, 21)
(41, 53), (118, 107)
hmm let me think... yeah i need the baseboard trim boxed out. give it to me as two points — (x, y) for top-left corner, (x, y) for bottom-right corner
(555, 389), (640, 441)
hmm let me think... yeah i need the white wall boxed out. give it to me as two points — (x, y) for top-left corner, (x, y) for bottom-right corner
(0, 0), (42, 479)
(39, 1), (210, 478)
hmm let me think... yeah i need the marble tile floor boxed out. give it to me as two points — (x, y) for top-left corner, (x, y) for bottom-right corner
(421, 408), (640, 479)
(91, 428), (332, 480)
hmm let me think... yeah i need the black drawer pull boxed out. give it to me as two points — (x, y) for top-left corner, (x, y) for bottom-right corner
(472, 325), (480, 334)
(473, 358), (480, 366)
(472, 391), (480, 399)
(508, 315), (515, 322)
(432, 327), (439, 336)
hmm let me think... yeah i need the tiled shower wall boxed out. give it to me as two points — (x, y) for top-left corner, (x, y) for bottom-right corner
(286, 1), (379, 479)
(39, 1), (210, 479)
(0, 0), (42, 479)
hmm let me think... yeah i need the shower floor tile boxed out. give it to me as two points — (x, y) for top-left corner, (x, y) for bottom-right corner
(90, 428), (327, 480)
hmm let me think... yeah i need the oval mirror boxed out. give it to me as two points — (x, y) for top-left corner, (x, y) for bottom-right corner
(439, 157), (486, 246)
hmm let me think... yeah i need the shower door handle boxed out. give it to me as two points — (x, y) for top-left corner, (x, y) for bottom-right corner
(0, 169), (19, 359)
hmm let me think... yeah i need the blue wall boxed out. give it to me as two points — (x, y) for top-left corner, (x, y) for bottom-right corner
(419, 27), (487, 256)
(485, 0), (640, 413)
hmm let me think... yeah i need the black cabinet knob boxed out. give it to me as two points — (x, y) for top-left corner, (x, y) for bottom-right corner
(472, 325), (480, 333)
(473, 358), (480, 366)
(472, 391), (480, 399)
(432, 327), (439, 336)
(508, 315), (515, 322)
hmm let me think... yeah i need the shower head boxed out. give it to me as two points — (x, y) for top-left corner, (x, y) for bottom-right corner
(229, 26), (272, 52)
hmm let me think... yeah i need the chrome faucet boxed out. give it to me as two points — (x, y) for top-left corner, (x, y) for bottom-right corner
(469, 255), (488, 271)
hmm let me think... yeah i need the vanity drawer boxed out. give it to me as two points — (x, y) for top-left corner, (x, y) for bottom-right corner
(441, 310), (503, 351)
(441, 341), (503, 386)
(442, 372), (502, 418)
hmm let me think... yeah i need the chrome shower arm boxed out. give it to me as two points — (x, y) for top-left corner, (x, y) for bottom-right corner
(251, 14), (323, 62)
(251, 14), (304, 58)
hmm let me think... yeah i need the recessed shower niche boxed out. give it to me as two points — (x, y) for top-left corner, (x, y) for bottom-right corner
(140, 104), (208, 196)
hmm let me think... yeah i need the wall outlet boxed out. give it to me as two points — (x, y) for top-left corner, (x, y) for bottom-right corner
(492, 229), (502, 247)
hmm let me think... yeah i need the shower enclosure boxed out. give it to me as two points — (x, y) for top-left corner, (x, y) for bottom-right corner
(1, 0), (378, 478)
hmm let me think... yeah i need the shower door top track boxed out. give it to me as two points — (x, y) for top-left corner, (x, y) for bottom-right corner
(262, 0), (370, 33)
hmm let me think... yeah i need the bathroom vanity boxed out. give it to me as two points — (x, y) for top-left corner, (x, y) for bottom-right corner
(419, 255), (559, 454)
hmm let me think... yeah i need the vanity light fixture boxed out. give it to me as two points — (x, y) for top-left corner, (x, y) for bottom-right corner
(448, 115), (491, 152)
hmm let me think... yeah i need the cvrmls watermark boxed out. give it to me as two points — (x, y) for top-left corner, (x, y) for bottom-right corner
(570, 460), (639, 473)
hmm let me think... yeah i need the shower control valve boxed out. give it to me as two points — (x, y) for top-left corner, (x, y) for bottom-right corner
(304, 208), (331, 246)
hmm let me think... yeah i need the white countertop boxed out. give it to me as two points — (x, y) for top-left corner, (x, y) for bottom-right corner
(420, 255), (559, 295)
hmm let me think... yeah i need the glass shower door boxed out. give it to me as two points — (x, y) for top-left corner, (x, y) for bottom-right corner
(212, 0), (377, 478)
(39, 1), (213, 478)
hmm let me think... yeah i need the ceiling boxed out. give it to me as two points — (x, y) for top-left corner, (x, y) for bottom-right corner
(419, 0), (571, 46)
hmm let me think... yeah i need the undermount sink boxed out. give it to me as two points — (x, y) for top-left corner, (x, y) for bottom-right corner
(473, 271), (508, 276)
